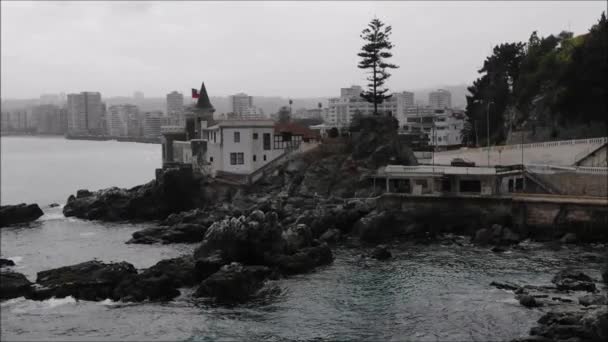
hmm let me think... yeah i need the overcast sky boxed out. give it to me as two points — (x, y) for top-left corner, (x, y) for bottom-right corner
(1, 1), (605, 99)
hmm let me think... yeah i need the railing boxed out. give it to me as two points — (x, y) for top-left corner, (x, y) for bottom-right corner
(246, 145), (299, 185)
(526, 163), (607, 175)
(442, 137), (607, 154)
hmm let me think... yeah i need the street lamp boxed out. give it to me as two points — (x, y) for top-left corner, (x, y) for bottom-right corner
(486, 101), (494, 167)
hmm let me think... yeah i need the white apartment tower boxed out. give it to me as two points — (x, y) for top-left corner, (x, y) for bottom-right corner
(107, 104), (139, 137)
(429, 89), (452, 109)
(230, 93), (253, 117)
(166, 91), (184, 117)
(66, 92), (104, 135)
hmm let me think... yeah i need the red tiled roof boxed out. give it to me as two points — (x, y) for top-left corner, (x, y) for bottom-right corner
(274, 122), (319, 139)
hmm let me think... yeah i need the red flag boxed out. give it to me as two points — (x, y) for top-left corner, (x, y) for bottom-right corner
(191, 88), (199, 99)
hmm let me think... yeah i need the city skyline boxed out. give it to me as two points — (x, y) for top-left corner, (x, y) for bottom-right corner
(1, 1), (604, 99)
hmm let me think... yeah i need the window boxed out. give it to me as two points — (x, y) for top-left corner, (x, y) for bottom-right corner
(253, 155), (257, 162)
(210, 156), (214, 162)
(263, 155), (267, 161)
(263, 133), (271, 150)
(253, 133), (258, 140)
(230, 152), (244, 165)
(460, 180), (481, 193)
(234, 131), (240, 143)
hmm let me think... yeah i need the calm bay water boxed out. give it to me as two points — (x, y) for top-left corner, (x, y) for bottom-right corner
(1, 136), (606, 341)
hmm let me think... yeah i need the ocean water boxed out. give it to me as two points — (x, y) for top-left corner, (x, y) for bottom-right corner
(1, 136), (606, 341)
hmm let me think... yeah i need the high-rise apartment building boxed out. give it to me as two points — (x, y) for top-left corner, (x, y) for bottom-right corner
(143, 111), (162, 138)
(326, 85), (401, 127)
(230, 93), (253, 117)
(166, 91), (184, 117)
(32, 104), (67, 134)
(66, 92), (104, 135)
(429, 89), (452, 109)
(107, 104), (139, 137)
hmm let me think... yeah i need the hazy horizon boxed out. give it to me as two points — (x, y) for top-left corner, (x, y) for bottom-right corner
(1, 1), (605, 99)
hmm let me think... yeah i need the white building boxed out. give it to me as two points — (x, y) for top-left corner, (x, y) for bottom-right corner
(166, 91), (184, 117)
(240, 106), (265, 119)
(201, 120), (286, 176)
(429, 89), (452, 109)
(107, 104), (139, 137)
(230, 93), (254, 117)
(400, 107), (465, 147)
(326, 86), (416, 127)
(326, 85), (399, 127)
(66, 92), (104, 135)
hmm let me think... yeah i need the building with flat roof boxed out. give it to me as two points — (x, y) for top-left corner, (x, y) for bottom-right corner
(429, 89), (452, 109)
(166, 91), (184, 117)
(230, 93), (253, 118)
(107, 104), (139, 137)
(66, 92), (104, 135)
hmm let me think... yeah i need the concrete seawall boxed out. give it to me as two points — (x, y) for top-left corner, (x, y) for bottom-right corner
(375, 193), (608, 241)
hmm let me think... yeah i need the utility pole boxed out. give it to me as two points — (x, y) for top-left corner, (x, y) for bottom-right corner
(486, 101), (493, 167)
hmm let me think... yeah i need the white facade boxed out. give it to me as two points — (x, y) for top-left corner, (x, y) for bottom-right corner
(166, 91), (184, 117)
(230, 93), (253, 117)
(201, 120), (285, 176)
(326, 85), (401, 127)
(240, 106), (265, 119)
(66, 92), (104, 135)
(400, 107), (465, 146)
(107, 104), (138, 137)
(429, 89), (452, 109)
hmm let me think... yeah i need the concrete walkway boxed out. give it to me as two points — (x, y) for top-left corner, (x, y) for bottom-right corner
(432, 137), (607, 166)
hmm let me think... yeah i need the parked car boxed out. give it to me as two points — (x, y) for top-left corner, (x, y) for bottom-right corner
(451, 158), (476, 167)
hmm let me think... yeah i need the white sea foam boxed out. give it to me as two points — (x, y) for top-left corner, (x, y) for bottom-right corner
(39, 212), (65, 221)
(7, 256), (23, 263)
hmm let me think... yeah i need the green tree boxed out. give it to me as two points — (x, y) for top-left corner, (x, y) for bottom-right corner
(357, 18), (399, 115)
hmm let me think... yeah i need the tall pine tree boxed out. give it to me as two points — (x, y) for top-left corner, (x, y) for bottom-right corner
(358, 18), (399, 115)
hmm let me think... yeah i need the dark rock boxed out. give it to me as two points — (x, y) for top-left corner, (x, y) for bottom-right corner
(474, 228), (493, 245)
(128, 223), (208, 244)
(552, 269), (596, 292)
(63, 167), (204, 222)
(581, 306), (608, 341)
(560, 233), (577, 244)
(0, 258), (15, 267)
(0, 203), (44, 227)
(32, 260), (137, 301)
(282, 224), (312, 253)
(194, 263), (272, 302)
(194, 251), (226, 281)
(353, 210), (404, 242)
(552, 269), (593, 283)
(501, 227), (520, 244)
(48, 203), (60, 208)
(0, 271), (32, 300)
(491, 246), (507, 253)
(579, 294), (607, 306)
(517, 294), (541, 308)
(111, 256), (196, 302)
(319, 228), (342, 243)
(274, 244), (333, 275)
(370, 245), (392, 260)
(490, 281), (520, 291)
(193, 212), (285, 266)
(602, 265), (608, 284)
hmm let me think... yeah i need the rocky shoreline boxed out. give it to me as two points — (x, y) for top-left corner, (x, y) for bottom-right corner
(1, 116), (606, 340)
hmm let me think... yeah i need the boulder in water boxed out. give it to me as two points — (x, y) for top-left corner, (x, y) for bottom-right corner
(274, 244), (333, 275)
(128, 223), (208, 244)
(31, 260), (137, 301)
(0, 271), (32, 300)
(0, 258), (15, 268)
(517, 294), (541, 308)
(551, 269), (596, 292)
(194, 262), (272, 302)
(579, 294), (607, 306)
(560, 233), (577, 244)
(370, 245), (392, 260)
(0, 203), (44, 227)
